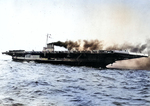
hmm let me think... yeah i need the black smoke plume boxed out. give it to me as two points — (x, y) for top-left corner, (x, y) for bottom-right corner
(106, 43), (148, 53)
(52, 39), (150, 55)
(65, 40), (81, 50)
(52, 41), (68, 48)
(51, 40), (81, 50)
(83, 40), (103, 50)
(51, 39), (103, 51)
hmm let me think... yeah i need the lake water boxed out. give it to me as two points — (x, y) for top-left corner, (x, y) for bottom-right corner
(0, 55), (150, 106)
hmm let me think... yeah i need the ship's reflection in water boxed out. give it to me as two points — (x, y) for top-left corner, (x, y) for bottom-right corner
(0, 59), (150, 106)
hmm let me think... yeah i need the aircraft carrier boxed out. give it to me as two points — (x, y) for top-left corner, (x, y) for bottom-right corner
(2, 42), (148, 68)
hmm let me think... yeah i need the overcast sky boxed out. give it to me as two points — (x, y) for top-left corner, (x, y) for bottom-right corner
(0, 0), (150, 52)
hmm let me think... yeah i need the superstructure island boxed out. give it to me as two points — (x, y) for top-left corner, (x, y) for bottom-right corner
(2, 41), (148, 68)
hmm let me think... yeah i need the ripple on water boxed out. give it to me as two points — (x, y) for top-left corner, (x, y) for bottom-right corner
(0, 60), (150, 105)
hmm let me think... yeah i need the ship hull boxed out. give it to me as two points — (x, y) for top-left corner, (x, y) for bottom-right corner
(12, 57), (107, 68)
(2, 50), (148, 68)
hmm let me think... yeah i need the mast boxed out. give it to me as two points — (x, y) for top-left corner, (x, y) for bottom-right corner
(46, 34), (51, 46)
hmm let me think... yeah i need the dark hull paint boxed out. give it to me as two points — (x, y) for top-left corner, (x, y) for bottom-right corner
(3, 50), (148, 68)
(12, 57), (107, 68)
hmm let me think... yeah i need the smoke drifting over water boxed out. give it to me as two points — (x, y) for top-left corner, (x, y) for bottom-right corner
(105, 39), (150, 70)
(106, 39), (150, 70)
(107, 57), (150, 70)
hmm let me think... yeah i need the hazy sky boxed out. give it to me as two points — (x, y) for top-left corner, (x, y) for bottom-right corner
(0, 0), (150, 51)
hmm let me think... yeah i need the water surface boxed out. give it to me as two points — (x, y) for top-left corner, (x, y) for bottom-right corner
(0, 57), (150, 106)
